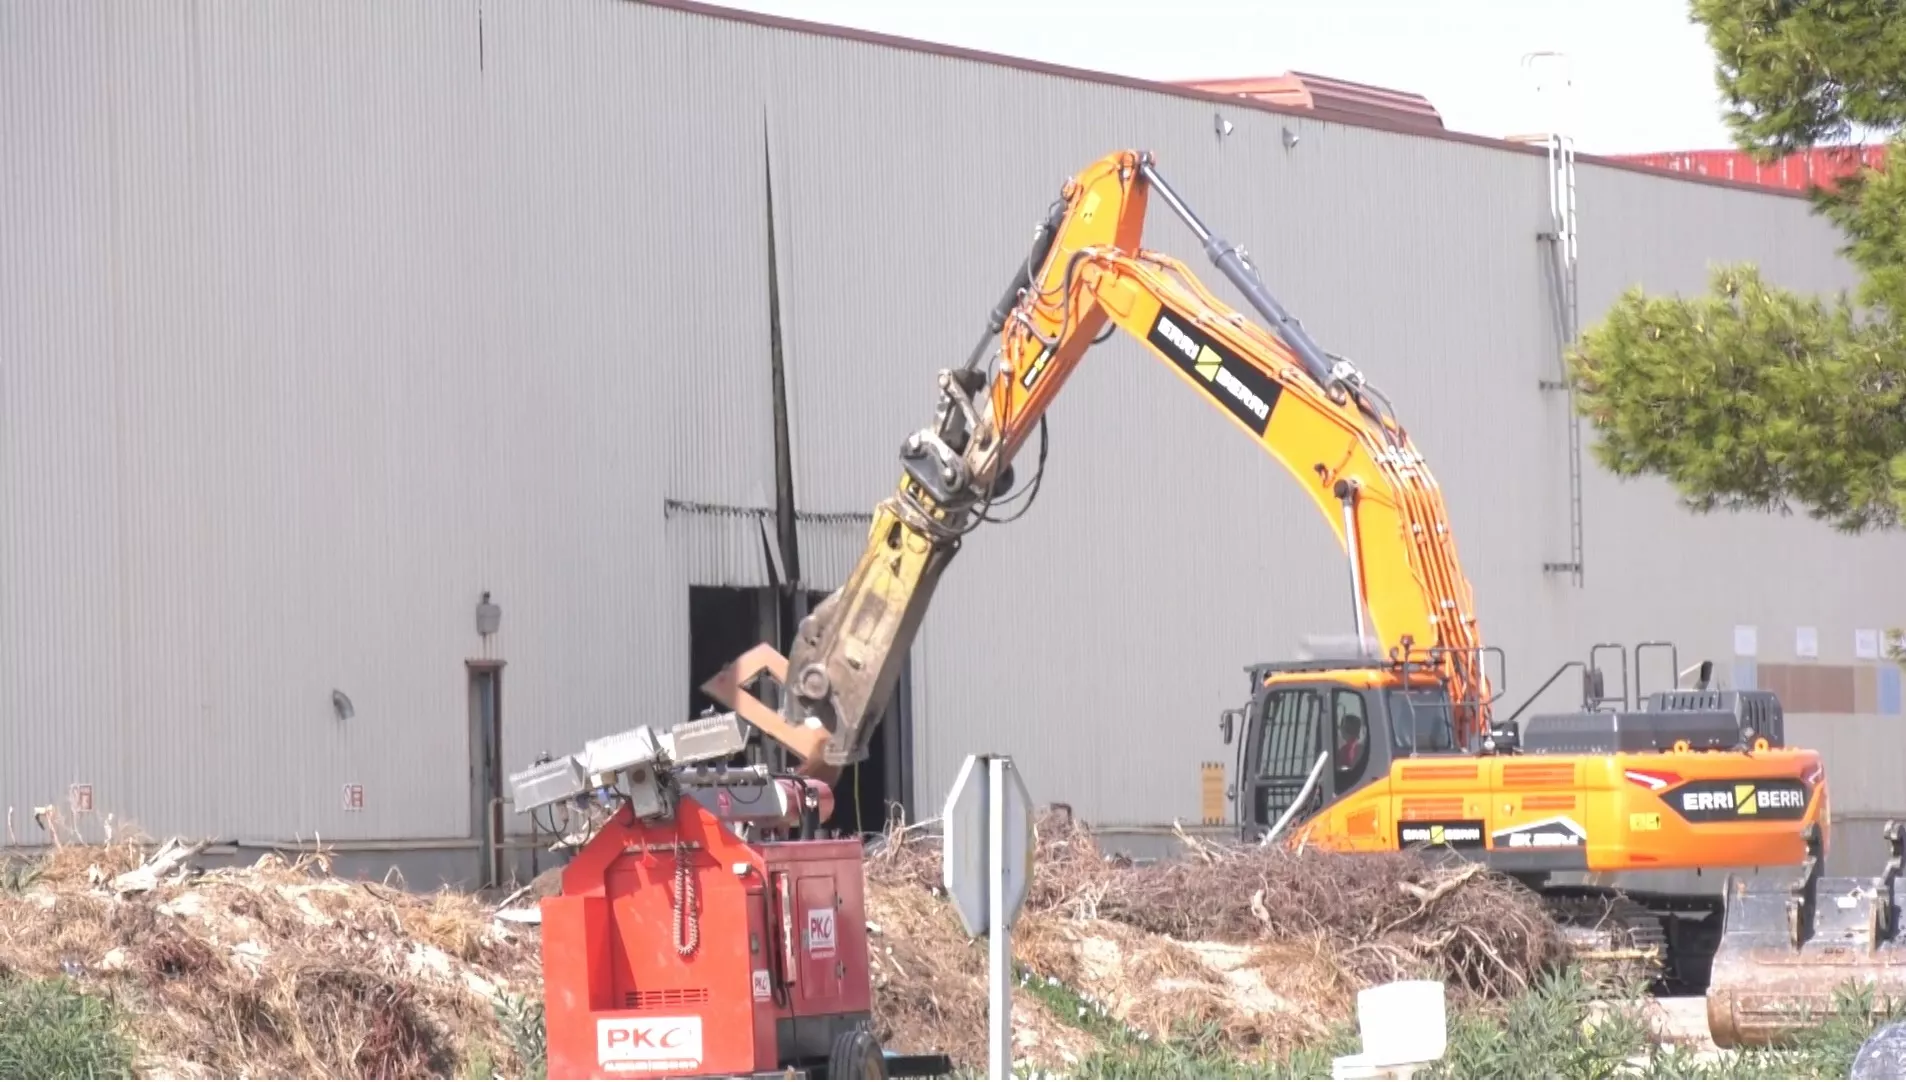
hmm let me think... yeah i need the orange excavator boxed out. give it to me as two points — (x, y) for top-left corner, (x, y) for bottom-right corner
(702, 149), (1905, 1047)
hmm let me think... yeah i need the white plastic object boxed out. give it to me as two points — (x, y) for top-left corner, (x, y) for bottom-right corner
(1331, 979), (1447, 1080)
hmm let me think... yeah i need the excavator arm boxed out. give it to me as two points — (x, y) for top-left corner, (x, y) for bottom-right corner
(703, 149), (1493, 781)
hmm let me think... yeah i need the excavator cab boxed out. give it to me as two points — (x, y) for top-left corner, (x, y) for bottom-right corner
(1222, 660), (1460, 838)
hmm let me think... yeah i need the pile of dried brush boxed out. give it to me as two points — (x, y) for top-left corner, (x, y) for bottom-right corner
(0, 835), (541, 1080)
(859, 847), (1101, 1074)
(862, 806), (1572, 1066)
(0, 805), (1575, 1077)
(1084, 830), (1568, 1000)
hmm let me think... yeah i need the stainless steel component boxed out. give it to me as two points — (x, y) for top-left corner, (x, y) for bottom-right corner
(509, 755), (590, 815)
(675, 763), (773, 785)
(624, 762), (670, 821)
(679, 770), (797, 827)
(667, 711), (749, 764)
(510, 712), (752, 824)
(509, 709), (764, 824)
(582, 725), (665, 776)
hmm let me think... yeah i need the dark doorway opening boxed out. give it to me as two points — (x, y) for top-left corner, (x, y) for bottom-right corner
(689, 586), (773, 720)
(467, 660), (506, 888)
(686, 584), (915, 837)
(838, 662), (912, 839)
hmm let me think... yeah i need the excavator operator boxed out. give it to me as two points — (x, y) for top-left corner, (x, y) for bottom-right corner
(1334, 708), (1367, 791)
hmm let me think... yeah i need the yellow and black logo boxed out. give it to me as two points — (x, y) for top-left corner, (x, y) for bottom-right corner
(1191, 347), (1222, 383)
(1663, 779), (1809, 824)
(1398, 819), (1485, 850)
(1144, 307), (1282, 437)
(1019, 345), (1053, 390)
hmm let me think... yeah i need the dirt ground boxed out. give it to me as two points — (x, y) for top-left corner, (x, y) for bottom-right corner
(0, 807), (1581, 1078)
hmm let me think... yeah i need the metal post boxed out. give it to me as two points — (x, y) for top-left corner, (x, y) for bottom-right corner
(944, 752), (1031, 1079)
(495, 796), (510, 887)
(987, 755), (1010, 1081)
(1338, 482), (1369, 648)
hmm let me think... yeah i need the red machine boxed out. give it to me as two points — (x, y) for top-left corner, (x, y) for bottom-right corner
(515, 716), (950, 1080)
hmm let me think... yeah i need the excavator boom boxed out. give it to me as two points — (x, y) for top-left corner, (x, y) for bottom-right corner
(1003, 171), (1494, 738)
(704, 150), (1489, 776)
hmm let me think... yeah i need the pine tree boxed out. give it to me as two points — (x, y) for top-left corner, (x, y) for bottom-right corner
(1567, 0), (1906, 535)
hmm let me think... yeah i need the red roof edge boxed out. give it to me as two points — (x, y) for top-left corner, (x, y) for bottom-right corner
(1605, 145), (1889, 193)
(1173, 71), (1445, 131)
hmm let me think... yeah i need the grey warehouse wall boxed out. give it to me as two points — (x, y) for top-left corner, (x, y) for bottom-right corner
(1, 0), (1900, 871)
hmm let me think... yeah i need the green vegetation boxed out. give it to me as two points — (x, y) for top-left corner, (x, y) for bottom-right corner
(1020, 966), (1904, 1080)
(0, 974), (136, 1080)
(494, 990), (547, 1080)
(4, 962), (1888, 1080)
(1, 855), (43, 893)
(1568, 1), (1906, 541)
(456, 965), (1906, 1081)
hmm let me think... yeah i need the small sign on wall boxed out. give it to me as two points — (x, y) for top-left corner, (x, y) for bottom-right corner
(342, 783), (365, 812)
(1795, 626), (1819, 660)
(1733, 625), (1758, 658)
(69, 783), (94, 814)
(1857, 629), (1881, 660)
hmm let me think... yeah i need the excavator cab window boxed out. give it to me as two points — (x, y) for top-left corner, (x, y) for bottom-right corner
(1244, 685), (1330, 830)
(1384, 686), (1457, 754)
(1240, 679), (1404, 835)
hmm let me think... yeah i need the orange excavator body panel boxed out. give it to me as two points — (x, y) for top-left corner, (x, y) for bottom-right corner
(1297, 733), (1829, 873)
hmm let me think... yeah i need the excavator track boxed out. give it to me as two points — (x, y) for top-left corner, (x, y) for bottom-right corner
(1537, 885), (1723, 996)
(1544, 890), (1668, 988)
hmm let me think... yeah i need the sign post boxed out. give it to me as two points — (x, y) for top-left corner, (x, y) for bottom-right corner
(942, 754), (1034, 1082)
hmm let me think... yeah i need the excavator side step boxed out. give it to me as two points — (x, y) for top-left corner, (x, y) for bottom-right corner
(1707, 821), (1906, 1048)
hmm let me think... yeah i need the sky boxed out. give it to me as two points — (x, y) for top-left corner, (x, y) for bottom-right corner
(705, 0), (1741, 156)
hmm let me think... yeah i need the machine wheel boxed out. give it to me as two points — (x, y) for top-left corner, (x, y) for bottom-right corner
(827, 1025), (887, 1079)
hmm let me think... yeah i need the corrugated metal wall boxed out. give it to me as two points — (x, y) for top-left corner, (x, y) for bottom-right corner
(3, 0), (1901, 853)
(0, 0), (784, 841)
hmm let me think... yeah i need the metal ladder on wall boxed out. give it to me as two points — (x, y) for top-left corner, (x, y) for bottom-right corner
(1537, 131), (1585, 587)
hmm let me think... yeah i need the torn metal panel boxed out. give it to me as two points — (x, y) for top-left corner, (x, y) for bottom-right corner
(664, 500), (780, 589)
